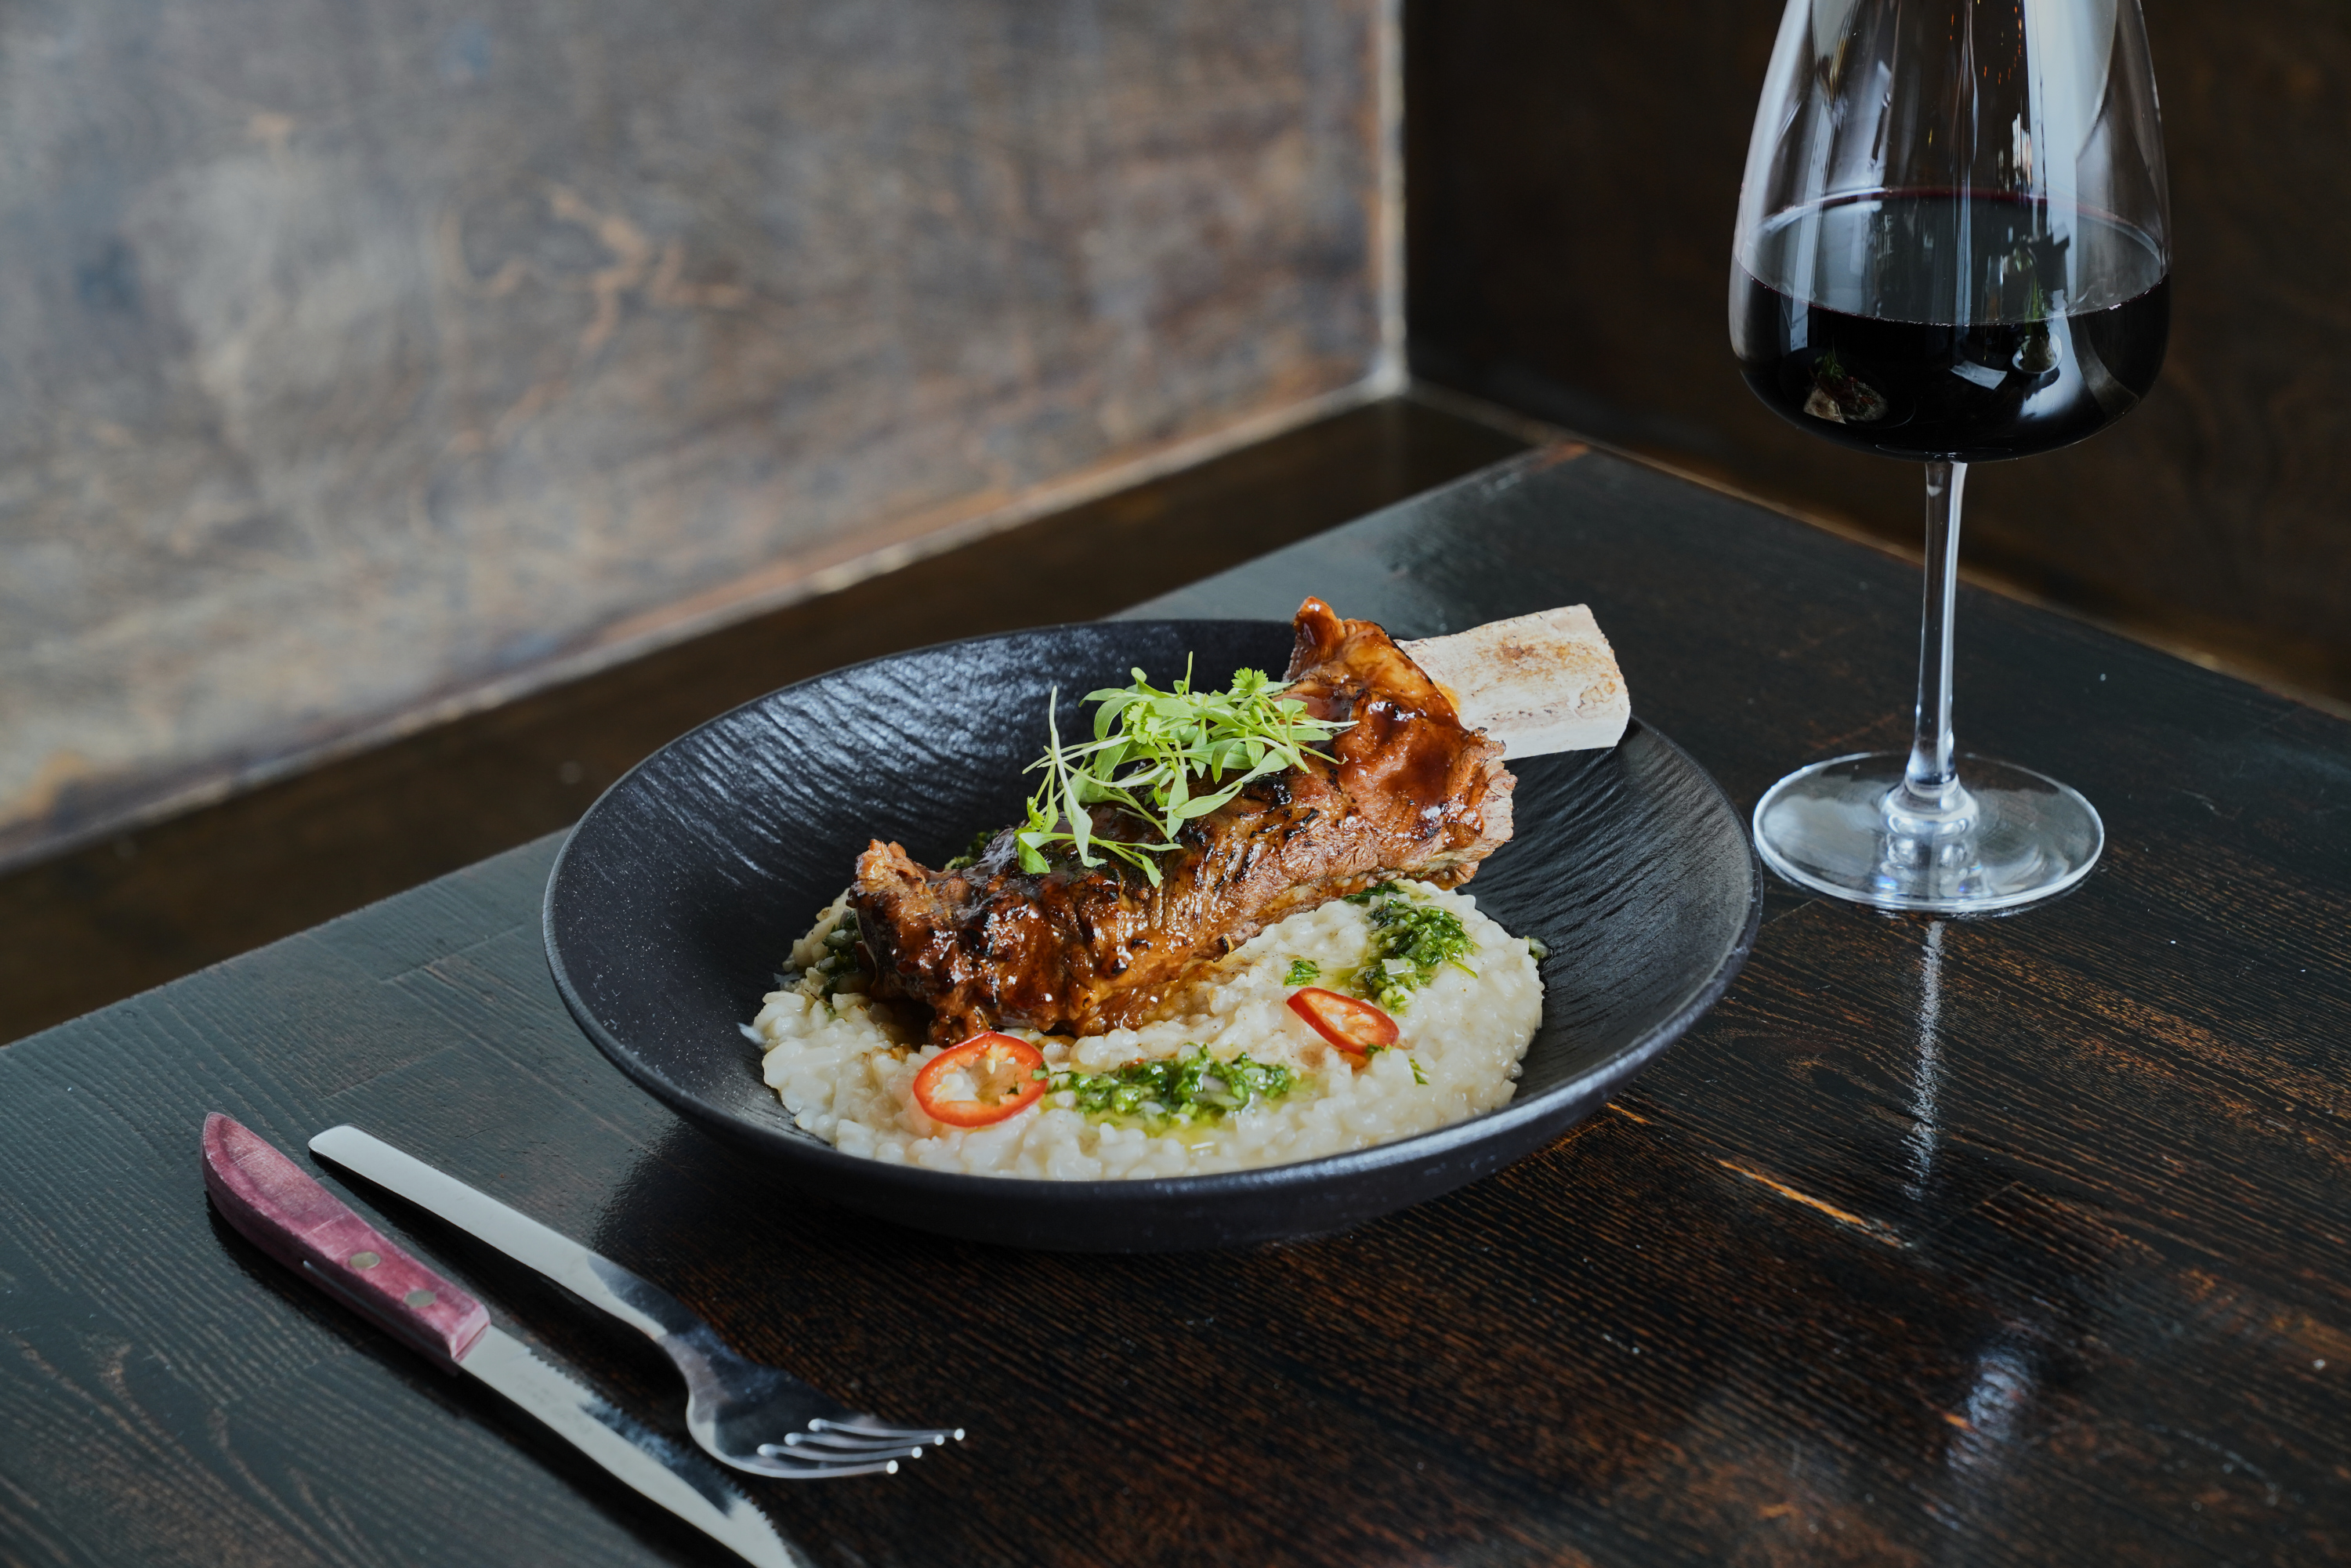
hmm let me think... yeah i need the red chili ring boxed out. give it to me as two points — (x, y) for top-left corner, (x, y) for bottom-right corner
(911, 1032), (1048, 1128)
(1286, 987), (1400, 1056)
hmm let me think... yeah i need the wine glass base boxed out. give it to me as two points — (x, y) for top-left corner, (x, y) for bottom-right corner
(1752, 753), (2103, 914)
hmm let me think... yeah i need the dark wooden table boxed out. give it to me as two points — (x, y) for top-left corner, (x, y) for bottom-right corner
(5, 442), (2348, 1566)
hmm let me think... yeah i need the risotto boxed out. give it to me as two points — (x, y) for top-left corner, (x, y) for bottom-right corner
(745, 879), (1544, 1179)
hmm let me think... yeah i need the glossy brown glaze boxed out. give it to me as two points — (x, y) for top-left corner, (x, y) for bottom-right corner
(1285, 596), (1508, 841)
(3, 444), (2349, 1566)
(852, 597), (1512, 1043)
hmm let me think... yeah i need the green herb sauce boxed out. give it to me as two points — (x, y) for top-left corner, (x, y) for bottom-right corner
(1043, 1044), (1305, 1132)
(1283, 958), (1320, 987)
(803, 911), (866, 998)
(940, 829), (997, 871)
(1346, 884), (1477, 1015)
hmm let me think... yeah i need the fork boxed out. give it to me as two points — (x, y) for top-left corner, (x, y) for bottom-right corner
(309, 1124), (962, 1479)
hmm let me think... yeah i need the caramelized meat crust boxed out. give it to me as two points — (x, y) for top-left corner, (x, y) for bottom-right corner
(850, 597), (1516, 1043)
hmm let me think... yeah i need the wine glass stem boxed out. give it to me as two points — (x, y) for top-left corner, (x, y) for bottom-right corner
(1901, 461), (1968, 817)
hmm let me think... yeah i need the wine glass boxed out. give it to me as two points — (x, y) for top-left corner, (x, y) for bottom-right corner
(1730, 0), (2171, 913)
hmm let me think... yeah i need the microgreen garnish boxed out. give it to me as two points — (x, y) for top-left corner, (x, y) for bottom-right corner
(1014, 662), (1349, 885)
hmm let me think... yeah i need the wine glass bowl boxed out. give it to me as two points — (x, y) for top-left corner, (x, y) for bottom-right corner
(1733, 195), (2170, 464)
(1730, 0), (2172, 914)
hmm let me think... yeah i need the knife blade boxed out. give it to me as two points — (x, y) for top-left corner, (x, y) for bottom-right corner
(457, 1327), (802, 1566)
(201, 1113), (802, 1568)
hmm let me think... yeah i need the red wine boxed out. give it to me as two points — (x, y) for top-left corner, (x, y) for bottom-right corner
(1733, 194), (2169, 463)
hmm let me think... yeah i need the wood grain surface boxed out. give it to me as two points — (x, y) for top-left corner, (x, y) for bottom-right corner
(1406, 0), (2351, 707)
(4, 442), (2349, 1566)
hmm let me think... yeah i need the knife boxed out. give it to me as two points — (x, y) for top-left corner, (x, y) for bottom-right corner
(201, 1113), (802, 1568)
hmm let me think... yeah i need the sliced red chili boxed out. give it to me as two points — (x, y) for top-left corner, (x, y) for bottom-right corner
(911, 1032), (1048, 1128)
(1285, 987), (1400, 1056)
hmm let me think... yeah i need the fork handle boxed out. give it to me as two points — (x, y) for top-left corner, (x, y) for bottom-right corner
(309, 1125), (716, 1353)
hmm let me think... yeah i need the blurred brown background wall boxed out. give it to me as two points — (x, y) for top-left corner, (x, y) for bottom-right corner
(1407, 0), (2351, 708)
(0, 0), (1389, 870)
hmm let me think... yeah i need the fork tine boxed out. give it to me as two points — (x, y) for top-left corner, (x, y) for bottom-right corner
(812, 1416), (965, 1443)
(766, 1439), (922, 1467)
(754, 1447), (898, 1468)
(790, 1429), (936, 1458)
(750, 1447), (902, 1479)
(766, 1450), (922, 1468)
(762, 1438), (904, 1459)
(780, 1431), (925, 1454)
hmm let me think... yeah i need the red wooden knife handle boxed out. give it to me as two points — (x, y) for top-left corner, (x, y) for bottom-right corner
(201, 1112), (489, 1371)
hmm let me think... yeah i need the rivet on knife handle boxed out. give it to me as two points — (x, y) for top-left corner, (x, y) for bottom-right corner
(201, 1112), (490, 1371)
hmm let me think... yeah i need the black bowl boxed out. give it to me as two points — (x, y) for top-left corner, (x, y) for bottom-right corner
(545, 620), (1759, 1251)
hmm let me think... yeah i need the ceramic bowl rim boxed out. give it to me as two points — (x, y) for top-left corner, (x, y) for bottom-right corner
(543, 619), (1762, 1208)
